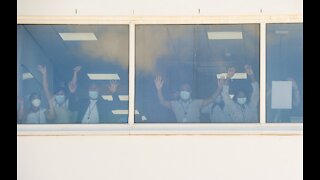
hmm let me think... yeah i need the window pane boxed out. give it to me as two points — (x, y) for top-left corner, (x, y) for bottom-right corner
(135, 24), (260, 123)
(266, 23), (303, 123)
(17, 25), (129, 124)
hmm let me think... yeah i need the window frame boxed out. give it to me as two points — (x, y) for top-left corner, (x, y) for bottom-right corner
(17, 15), (303, 135)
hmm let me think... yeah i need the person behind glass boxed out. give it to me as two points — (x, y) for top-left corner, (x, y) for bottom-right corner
(220, 65), (259, 122)
(201, 82), (232, 123)
(17, 65), (55, 124)
(38, 65), (82, 123)
(267, 77), (301, 122)
(154, 75), (223, 123)
(69, 78), (118, 124)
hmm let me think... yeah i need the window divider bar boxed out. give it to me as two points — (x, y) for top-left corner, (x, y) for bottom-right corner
(259, 22), (267, 124)
(128, 23), (135, 125)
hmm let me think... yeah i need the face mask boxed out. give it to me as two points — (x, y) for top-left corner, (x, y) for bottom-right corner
(180, 91), (190, 101)
(215, 95), (222, 103)
(89, 91), (99, 100)
(32, 98), (41, 107)
(237, 97), (247, 105)
(55, 95), (65, 104)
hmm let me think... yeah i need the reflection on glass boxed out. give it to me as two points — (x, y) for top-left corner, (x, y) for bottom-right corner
(17, 25), (129, 124)
(266, 23), (303, 123)
(135, 24), (260, 123)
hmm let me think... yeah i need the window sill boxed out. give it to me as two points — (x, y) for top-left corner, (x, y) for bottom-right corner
(17, 123), (303, 136)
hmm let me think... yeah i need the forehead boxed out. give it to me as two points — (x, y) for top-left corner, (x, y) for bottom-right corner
(56, 90), (65, 95)
(180, 84), (191, 91)
(89, 83), (99, 90)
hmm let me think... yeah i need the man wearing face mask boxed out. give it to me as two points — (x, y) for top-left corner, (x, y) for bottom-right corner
(154, 75), (222, 123)
(221, 65), (259, 122)
(69, 80), (117, 124)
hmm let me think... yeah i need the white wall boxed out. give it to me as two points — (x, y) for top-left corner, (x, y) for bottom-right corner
(17, 0), (302, 16)
(17, 135), (302, 180)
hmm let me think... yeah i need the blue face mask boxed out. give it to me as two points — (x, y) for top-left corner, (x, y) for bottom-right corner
(55, 95), (65, 104)
(89, 91), (99, 100)
(180, 91), (191, 101)
(237, 97), (247, 105)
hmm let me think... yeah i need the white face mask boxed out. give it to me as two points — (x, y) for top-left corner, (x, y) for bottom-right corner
(237, 97), (247, 105)
(32, 98), (41, 107)
(180, 91), (191, 101)
(89, 91), (99, 100)
(55, 95), (65, 104)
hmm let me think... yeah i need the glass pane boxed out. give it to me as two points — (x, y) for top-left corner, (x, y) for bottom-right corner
(135, 24), (260, 123)
(17, 25), (129, 124)
(266, 23), (303, 123)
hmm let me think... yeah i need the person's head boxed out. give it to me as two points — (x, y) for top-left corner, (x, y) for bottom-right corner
(54, 87), (67, 105)
(179, 83), (192, 101)
(29, 92), (41, 110)
(88, 83), (99, 100)
(235, 90), (248, 105)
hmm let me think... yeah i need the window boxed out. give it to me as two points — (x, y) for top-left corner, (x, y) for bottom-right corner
(17, 25), (129, 124)
(266, 23), (303, 123)
(135, 24), (260, 123)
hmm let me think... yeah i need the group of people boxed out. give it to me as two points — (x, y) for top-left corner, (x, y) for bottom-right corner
(154, 64), (259, 123)
(17, 63), (301, 124)
(17, 65), (122, 124)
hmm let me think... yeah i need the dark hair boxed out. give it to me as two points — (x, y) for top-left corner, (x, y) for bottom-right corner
(29, 92), (41, 101)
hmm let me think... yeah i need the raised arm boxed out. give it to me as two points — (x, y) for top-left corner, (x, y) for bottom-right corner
(245, 64), (259, 107)
(288, 77), (300, 107)
(154, 75), (171, 109)
(17, 96), (25, 123)
(38, 65), (55, 120)
(68, 66), (81, 94)
(201, 79), (223, 108)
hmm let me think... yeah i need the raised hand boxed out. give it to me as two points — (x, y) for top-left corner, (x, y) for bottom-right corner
(73, 66), (81, 73)
(108, 80), (119, 93)
(154, 75), (164, 90)
(38, 65), (47, 75)
(244, 64), (253, 76)
(226, 67), (236, 79)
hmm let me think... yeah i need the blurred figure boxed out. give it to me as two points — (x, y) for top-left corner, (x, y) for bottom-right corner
(201, 93), (232, 123)
(18, 65), (55, 123)
(154, 75), (222, 123)
(221, 65), (259, 122)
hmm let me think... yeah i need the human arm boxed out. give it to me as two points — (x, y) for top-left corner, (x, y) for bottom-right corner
(154, 75), (172, 109)
(288, 77), (300, 107)
(38, 65), (55, 120)
(68, 66), (81, 94)
(245, 65), (259, 107)
(201, 79), (223, 108)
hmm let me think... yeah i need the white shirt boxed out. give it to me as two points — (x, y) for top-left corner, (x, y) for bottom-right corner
(82, 100), (99, 123)
(26, 108), (47, 124)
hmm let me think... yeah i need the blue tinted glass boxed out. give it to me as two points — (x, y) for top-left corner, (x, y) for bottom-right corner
(266, 23), (303, 123)
(135, 24), (260, 123)
(17, 25), (129, 124)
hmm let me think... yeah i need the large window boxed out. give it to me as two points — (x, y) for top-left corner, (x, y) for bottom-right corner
(135, 24), (260, 123)
(17, 25), (129, 124)
(266, 23), (303, 123)
(17, 22), (303, 125)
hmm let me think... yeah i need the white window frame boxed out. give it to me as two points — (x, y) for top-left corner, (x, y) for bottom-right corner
(17, 15), (303, 135)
